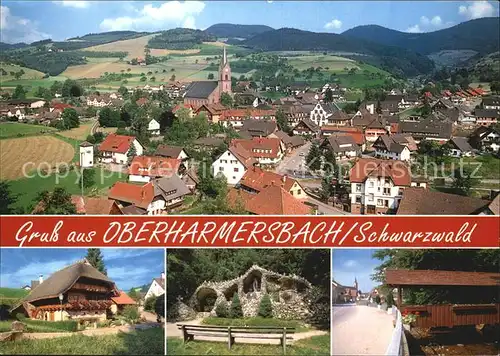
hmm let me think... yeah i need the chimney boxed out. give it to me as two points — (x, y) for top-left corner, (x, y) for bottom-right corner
(39, 275), (44, 284)
(161, 272), (165, 280)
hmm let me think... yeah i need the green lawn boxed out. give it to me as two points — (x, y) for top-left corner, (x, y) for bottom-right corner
(202, 317), (312, 332)
(1, 328), (164, 355)
(416, 154), (500, 180)
(8, 168), (127, 212)
(0, 287), (29, 299)
(0, 319), (76, 333)
(0, 123), (57, 139)
(167, 334), (330, 355)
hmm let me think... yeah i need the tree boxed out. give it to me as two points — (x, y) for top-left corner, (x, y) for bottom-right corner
(144, 295), (157, 312)
(12, 85), (27, 99)
(322, 146), (337, 175)
(220, 92), (233, 108)
(33, 188), (76, 215)
(376, 100), (382, 115)
(128, 289), (142, 303)
(229, 293), (243, 318)
(207, 73), (214, 80)
(128, 144), (137, 164)
(118, 85), (128, 96)
(0, 181), (17, 214)
(258, 294), (273, 318)
(306, 142), (322, 171)
(420, 97), (431, 117)
(78, 168), (96, 189)
(170, 74), (176, 81)
(85, 248), (107, 275)
(275, 108), (291, 133)
(215, 301), (229, 318)
(61, 108), (80, 129)
(324, 88), (333, 103)
(451, 167), (480, 196)
(62, 79), (82, 97)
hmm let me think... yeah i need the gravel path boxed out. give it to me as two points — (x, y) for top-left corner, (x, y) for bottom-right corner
(332, 305), (395, 355)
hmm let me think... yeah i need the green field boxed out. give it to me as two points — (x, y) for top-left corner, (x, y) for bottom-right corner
(1, 328), (164, 355)
(0, 287), (29, 299)
(0, 123), (57, 140)
(8, 168), (127, 212)
(0, 63), (45, 80)
(167, 334), (330, 355)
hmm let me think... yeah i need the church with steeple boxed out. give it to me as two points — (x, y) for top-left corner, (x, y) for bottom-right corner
(183, 46), (232, 108)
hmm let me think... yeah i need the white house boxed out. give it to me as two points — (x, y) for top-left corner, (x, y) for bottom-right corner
(98, 134), (144, 164)
(448, 137), (474, 157)
(148, 118), (160, 136)
(144, 273), (166, 300)
(310, 102), (341, 127)
(79, 142), (94, 168)
(7, 108), (26, 121)
(372, 135), (411, 161)
(87, 95), (112, 107)
(349, 158), (412, 215)
(30, 100), (46, 109)
(212, 146), (256, 185)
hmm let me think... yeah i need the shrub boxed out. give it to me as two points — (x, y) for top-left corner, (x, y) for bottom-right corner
(122, 305), (140, 324)
(386, 293), (395, 308)
(229, 293), (243, 319)
(258, 294), (273, 318)
(25, 319), (78, 332)
(306, 286), (330, 331)
(16, 313), (26, 321)
(215, 301), (229, 318)
(375, 295), (381, 305)
(144, 295), (157, 312)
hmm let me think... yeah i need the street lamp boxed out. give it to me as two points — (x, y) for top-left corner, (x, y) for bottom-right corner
(58, 293), (63, 321)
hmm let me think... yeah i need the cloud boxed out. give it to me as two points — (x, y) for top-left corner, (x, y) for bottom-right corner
(406, 24), (422, 33)
(100, 1), (205, 32)
(407, 14), (446, 33)
(52, 1), (90, 8)
(0, 6), (51, 44)
(459, 1), (496, 19)
(324, 19), (342, 31)
(343, 260), (358, 268)
(0, 258), (75, 287)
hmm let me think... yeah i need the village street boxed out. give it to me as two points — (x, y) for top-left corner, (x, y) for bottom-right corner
(275, 142), (312, 177)
(332, 304), (395, 355)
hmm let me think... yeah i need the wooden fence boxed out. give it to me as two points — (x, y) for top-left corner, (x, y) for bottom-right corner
(403, 303), (500, 329)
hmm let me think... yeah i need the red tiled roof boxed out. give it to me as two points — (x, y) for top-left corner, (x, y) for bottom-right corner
(99, 134), (136, 154)
(136, 97), (149, 106)
(240, 166), (299, 193)
(70, 196), (119, 215)
(128, 156), (181, 178)
(228, 145), (258, 169)
(350, 158), (411, 186)
(172, 103), (195, 113)
(195, 103), (226, 115)
(220, 109), (276, 121)
(385, 269), (500, 287)
(231, 137), (282, 159)
(111, 291), (136, 305)
(52, 103), (73, 111)
(108, 182), (154, 209)
(228, 185), (311, 215)
(321, 126), (365, 145)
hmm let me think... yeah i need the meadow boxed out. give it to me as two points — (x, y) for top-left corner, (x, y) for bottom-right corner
(58, 120), (96, 140)
(1, 328), (165, 355)
(167, 334), (330, 355)
(0, 63), (45, 80)
(0, 135), (75, 180)
(7, 167), (126, 211)
(0, 122), (57, 139)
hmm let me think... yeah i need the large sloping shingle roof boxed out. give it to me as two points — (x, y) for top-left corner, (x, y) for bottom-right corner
(184, 81), (218, 99)
(19, 260), (114, 304)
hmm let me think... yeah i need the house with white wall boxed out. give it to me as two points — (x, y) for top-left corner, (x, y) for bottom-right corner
(98, 134), (144, 164)
(349, 158), (412, 214)
(212, 145), (257, 185)
(144, 273), (166, 300)
(372, 135), (411, 161)
(310, 102), (341, 127)
(148, 118), (160, 136)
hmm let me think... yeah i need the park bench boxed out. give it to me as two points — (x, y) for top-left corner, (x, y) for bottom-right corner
(177, 324), (295, 354)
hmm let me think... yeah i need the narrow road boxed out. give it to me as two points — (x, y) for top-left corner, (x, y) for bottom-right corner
(332, 305), (394, 355)
(275, 142), (311, 176)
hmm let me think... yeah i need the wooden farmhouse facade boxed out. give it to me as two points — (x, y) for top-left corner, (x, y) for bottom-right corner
(11, 259), (128, 324)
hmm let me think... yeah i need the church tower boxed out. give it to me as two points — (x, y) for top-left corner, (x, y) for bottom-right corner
(219, 45), (232, 96)
(354, 277), (358, 292)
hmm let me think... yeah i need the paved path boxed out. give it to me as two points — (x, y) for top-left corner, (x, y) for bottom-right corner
(275, 142), (311, 176)
(332, 305), (395, 355)
(167, 318), (327, 344)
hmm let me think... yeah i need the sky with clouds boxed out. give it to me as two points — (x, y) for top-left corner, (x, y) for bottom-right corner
(1, 1), (498, 43)
(0, 248), (165, 291)
(332, 249), (382, 293)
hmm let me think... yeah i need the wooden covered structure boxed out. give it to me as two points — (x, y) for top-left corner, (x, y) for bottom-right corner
(385, 269), (500, 329)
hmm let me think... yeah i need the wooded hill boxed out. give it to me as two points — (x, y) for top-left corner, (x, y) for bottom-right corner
(342, 17), (500, 56)
(147, 28), (216, 50)
(204, 23), (274, 39)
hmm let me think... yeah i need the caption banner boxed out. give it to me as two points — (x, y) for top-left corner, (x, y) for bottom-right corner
(0, 216), (498, 248)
